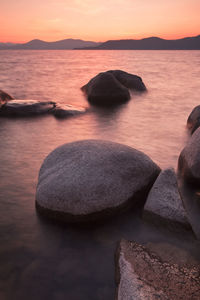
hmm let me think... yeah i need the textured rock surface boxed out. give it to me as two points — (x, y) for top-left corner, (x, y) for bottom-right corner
(144, 168), (189, 226)
(52, 104), (86, 118)
(178, 127), (200, 186)
(108, 70), (146, 91)
(0, 89), (14, 107)
(187, 105), (200, 134)
(81, 71), (130, 106)
(0, 100), (56, 117)
(116, 240), (200, 300)
(36, 140), (160, 222)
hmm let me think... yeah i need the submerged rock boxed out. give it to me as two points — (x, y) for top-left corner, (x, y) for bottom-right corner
(0, 100), (56, 117)
(116, 240), (200, 300)
(81, 71), (130, 106)
(178, 127), (200, 186)
(108, 70), (146, 91)
(0, 90), (14, 107)
(36, 140), (160, 223)
(143, 168), (189, 227)
(187, 105), (200, 134)
(52, 104), (86, 119)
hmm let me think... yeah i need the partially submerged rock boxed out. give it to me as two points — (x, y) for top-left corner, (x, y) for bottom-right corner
(116, 240), (200, 300)
(178, 127), (200, 186)
(0, 100), (56, 117)
(81, 71), (131, 106)
(0, 90), (14, 107)
(143, 168), (189, 227)
(187, 105), (200, 134)
(36, 140), (160, 223)
(52, 104), (86, 119)
(108, 70), (146, 91)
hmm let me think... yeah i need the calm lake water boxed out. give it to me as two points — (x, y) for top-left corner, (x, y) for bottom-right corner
(0, 50), (200, 300)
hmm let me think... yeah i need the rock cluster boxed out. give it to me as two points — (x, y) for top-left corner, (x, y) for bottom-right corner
(81, 70), (146, 106)
(36, 140), (160, 223)
(0, 99), (86, 118)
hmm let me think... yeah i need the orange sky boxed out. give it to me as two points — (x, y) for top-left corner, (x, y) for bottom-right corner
(1, 0), (200, 43)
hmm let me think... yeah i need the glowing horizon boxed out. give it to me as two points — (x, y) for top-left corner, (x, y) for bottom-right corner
(1, 0), (200, 43)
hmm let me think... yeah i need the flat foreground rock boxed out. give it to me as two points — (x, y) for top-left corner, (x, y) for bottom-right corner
(116, 240), (200, 300)
(144, 168), (189, 227)
(36, 140), (160, 222)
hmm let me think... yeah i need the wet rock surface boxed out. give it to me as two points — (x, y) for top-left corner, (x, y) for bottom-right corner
(52, 104), (86, 118)
(81, 71), (131, 106)
(178, 127), (200, 186)
(187, 105), (200, 134)
(144, 168), (189, 227)
(36, 140), (160, 223)
(116, 239), (200, 300)
(0, 100), (56, 117)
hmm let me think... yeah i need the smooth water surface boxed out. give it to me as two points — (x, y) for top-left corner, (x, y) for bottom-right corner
(0, 50), (200, 299)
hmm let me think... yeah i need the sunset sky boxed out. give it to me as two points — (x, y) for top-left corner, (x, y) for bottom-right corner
(1, 0), (200, 43)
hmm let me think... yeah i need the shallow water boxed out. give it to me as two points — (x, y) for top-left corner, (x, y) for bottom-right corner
(0, 50), (200, 299)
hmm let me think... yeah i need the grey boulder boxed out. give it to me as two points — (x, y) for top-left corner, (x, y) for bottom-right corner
(81, 71), (131, 106)
(116, 240), (200, 300)
(36, 140), (160, 223)
(187, 105), (200, 134)
(143, 168), (189, 227)
(0, 100), (56, 117)
(178, 127), (200, 186)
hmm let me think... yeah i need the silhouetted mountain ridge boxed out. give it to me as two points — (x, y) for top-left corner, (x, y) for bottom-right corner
(0, 35), (200, 50)
(0, 39), (100, 50)
(77, 35), (200, 50)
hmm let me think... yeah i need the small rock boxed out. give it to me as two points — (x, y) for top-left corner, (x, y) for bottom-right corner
(52, 104), (86, 119)
(36, 140), (160, 223)
(143, 168), (189, 227)
(116, 240), (200, 300)
(0, 90), (14, 107)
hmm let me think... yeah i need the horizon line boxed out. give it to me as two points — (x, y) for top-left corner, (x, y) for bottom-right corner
(1, 33), (200, 44)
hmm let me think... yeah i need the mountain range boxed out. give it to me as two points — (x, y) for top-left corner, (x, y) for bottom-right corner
(0, 39), (100, 50)
(0, 35), (200, 50)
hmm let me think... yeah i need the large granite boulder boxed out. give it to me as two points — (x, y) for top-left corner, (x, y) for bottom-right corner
(108, 70), (146, 91)
(187, 105), (200, 134)
(116, 240), (200, 300)
(144, 168), (189, 227)
(0, 90), (14, 107)
(52, 104), (86, 119)
(178, 127), (200, 186)
(36, 140), (160, 223)
(0, 100), (56, 117)
(81, 72), (131, 106)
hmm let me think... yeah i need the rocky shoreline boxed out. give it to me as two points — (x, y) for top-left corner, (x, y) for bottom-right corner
(1, 70), (200, 299)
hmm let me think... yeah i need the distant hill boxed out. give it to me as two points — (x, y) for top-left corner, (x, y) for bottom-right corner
(0, 39), (100, 50)
(76, 35), (200, 50)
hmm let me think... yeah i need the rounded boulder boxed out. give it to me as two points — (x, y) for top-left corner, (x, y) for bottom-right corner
(81, 72), (130, 106)
(178, 127), (200, 186)
(36, 140), (160, 223)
